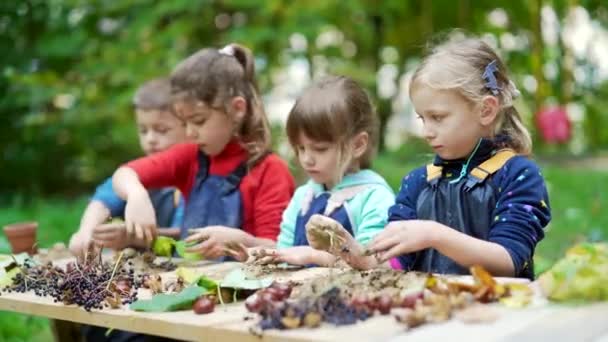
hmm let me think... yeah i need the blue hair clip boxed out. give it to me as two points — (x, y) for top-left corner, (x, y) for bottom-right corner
(482, 60), (500, 95)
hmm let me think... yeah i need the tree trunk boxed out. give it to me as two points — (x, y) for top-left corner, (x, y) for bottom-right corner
(529, 0), (546, 114)
(372, 13), (391, 152)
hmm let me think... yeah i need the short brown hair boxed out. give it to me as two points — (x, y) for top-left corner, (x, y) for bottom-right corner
(286, 75), (379, 170)
(170, 43), (270, 166)
(132, 78), (172, 111)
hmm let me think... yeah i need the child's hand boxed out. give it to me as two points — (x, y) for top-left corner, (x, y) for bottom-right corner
(273, 246), (322, 266)
(223, 242), (250, 262)
(368, 220), (437, 261)
(305, 214), (380, 270)
(124, 189), (157, 247)
(241, 247), (319, 266)
(305, 214), (356, 254)
(92, 222), (132, 250)
(185, 226), (248, 259)
(68, 231), (93, 256)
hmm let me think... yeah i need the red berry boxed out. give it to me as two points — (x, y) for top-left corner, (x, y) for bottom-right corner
(193, 296), (215, 314)
(265, 287), (282, 301)
(401, 292), (423, 309)
(377, 295), (392, 315)
(245, 294), (263, 313)
(260, 291), (276, 304)
(350, 295), (369, 308)
(273, 283), (292, 300)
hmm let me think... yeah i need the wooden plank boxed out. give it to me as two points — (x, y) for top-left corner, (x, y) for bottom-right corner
(388, 305), (557, 342)
(501, 302), (608, 342)
(1, 259), (600, 342)
(0, 289), (407, 342)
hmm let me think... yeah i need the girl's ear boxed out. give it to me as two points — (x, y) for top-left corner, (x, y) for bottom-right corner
(230, 96), (247, 123)
(479, 95), (499, 126)
(352, 132), (369, 159)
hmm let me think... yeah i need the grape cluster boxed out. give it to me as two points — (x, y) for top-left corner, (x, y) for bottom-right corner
(2, 255), (143, 312)
(246, 284), (372, 330)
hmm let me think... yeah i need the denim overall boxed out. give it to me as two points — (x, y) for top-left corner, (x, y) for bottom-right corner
(406, 149), (534, 279)
(148, 188), (178, 228)
(181, 152), (247, 238)
(292, 185), (371, 246)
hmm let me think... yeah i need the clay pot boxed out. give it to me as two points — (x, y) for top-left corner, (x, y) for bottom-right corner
(3, 221), (38, 255)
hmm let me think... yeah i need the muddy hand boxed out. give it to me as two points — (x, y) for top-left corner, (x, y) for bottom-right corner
(247, 248), (281, 265)
(305, 214), (348, 253)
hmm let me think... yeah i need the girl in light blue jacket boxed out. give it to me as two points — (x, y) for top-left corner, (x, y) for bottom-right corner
(239, 75), (394, 267)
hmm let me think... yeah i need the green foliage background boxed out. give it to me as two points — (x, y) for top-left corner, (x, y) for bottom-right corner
(1, 2), (608, 339)
(2, 0), (608, 197)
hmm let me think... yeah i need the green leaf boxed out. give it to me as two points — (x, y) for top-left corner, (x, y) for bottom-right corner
(153, 236), (175, 257)
(130, 286), (208, 312)
(174, 267), (200, 284)
(0, 253), (30, 288)
(0, 268), (20, 287)
(220, 268), (273, 290)
(0, 253), (30, 269)
(175, 267), (218, 291)
(175, 241), (202, 261)
(539, 243), (608, 302)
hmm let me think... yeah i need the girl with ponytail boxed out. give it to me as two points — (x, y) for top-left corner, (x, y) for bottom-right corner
(110, 44), (295, 259)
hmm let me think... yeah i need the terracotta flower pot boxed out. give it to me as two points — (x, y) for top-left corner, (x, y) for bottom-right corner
(3, 221), (38, 255)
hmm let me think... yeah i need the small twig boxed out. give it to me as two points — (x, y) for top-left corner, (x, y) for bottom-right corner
(106, 251), (124, 291)
(216, 283), (225, 306)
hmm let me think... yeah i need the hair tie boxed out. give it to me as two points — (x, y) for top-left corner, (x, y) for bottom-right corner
(482, 60), (501, 95)
(218, 45), (235, 57)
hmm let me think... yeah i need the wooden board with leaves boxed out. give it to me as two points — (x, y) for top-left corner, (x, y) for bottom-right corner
(1, 260), (608, 342)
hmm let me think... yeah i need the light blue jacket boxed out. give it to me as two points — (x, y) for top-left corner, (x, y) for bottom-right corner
(277, 169), (395, 248)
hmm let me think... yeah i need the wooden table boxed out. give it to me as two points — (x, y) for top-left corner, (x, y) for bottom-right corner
(1, 261), (607, 342)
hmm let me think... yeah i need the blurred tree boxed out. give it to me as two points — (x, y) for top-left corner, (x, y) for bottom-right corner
(1, 0), (607, 197)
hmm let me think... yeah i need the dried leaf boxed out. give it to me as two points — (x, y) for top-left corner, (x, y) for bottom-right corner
(281, 316), (301, 329)
(499, 295), (531, 308)
(470, 265), (497, 288)
(105, 293), (122, 309)
(143, 274), (163, 294)
(303, 312), (322, 328)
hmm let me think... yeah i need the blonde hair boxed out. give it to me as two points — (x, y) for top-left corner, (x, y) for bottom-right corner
(170, 43), (271, 166)
(410, 37), (532, 155)
(286, 75), (379, 178)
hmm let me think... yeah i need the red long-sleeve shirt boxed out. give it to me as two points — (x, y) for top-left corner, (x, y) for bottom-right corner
(126, 142), (295, 241)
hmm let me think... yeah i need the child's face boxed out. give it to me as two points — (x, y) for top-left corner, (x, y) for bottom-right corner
(410, 87), (488, 160)
(136, 109), (187, 155)
(295, 133), (343, 189)
(174, 100), (237, 156)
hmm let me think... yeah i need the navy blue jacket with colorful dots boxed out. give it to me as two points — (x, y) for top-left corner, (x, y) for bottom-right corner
(389, 138), (551, 279)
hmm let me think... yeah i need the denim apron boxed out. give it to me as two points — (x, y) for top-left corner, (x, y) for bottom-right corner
(405, 154), (535, 280)
(181, 152), (246, 239)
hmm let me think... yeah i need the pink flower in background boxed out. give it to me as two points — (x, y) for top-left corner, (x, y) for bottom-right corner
(536, 106), (571, 144)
